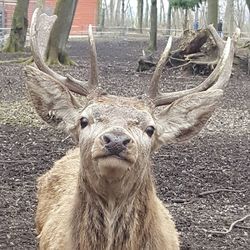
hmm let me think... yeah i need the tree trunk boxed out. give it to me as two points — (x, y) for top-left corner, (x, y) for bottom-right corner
(137, 0), (143, 33)
(246, 0), (250, 11)
(103, 0), (109, 24)
(224, 0), (234, 37)
(46, 0), (78, 65)
(183, 8), (188, 30)
(160, 0), (165, 24)
(36, 0), (45, 9)
(96, 0), (102, 27)
(229, 0), (234, 36)
(3, 0), (29, 52)
(121, 0), (125, 27)
(115, 0), (121, 25)
(149, 0), (157, 51)
(199, 2), (206, 27)
(207, 0), (218, 29)
(109, 0), (114, 24)
(166, 4), (171, 36)
(235, 0), (246, 29)
(144, 0), (149, 27)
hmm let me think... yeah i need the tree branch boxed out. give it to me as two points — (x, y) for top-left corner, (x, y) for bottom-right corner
(204, 214), (250, 235)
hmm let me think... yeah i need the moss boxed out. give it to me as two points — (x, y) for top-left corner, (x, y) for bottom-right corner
(0, 100), (44, 127)
(2, 0), (29, 53)
(46, 0), (78, 65)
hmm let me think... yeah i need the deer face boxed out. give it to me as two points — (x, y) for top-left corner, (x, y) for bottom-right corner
(78, 96), (156, 182)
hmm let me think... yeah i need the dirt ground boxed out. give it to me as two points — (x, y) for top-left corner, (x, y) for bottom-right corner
(0, 38), (249, 250)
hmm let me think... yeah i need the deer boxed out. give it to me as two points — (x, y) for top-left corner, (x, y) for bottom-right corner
(25, 9), (239, 250)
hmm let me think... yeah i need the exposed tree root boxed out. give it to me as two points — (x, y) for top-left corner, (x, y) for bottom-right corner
(0, 56), (33, 64)
(172, 188), (247, 204)
(171, 61), (191, 70)
(203, 214), (250, 235)
(197, 188), (247, 197)
(46, 56), (78, 66)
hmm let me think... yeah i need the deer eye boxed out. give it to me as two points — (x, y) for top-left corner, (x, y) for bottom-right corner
(80, 117), (89, 129)
(145, 126), (155, 137)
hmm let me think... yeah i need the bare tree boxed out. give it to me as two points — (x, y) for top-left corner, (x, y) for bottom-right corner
(166, 4), (172, 35)
(121, 0), (125, 27)
(36, 0), (45, 9)
(246, 0), (250, 11)
(109, 0), (115, 24)
(207, 0), (218, 29)
(137, 0), (144, 33)
(144, 0), (149, 27)
(235, 0), (246, 30)
(115, 0), (121, 25)
(149, 0), (157, 51)
(46, 0), (78, 65)
(159, 0), (166, 25)
(223, 0), (234, 37)
(3, 0), (29, 52)
(96, 0), (103, 28)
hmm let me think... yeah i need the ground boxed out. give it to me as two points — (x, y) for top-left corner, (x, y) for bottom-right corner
(0, 38), (249, 250)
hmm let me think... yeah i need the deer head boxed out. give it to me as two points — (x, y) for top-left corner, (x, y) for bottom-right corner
(25, 9), (238, 195)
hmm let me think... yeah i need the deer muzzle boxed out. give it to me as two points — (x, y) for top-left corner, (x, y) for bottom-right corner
(101, 131), (132, 157)
(91, 128), (137, 181)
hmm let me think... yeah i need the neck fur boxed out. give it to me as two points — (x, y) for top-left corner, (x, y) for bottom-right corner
(70, 158), (155, 249)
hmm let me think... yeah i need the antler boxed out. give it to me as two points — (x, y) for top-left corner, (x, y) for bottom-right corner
(148, 26), (240, 107)
(30, 8), (98, 96)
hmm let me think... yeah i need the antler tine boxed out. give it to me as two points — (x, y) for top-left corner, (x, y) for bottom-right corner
(88, 25), (98, 88)
(151, 29), (239, 107)
(210, 27), (240, 90)
(30, 8), (90, 96)
(147, 36), (172, 99)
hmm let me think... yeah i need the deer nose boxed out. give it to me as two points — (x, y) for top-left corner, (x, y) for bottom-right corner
(101, 132), (132, 156)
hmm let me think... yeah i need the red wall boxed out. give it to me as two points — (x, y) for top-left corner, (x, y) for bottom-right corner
(5, 0), (97, 35)
(3, 3), (16, 28)
(43, 0), (97, 34)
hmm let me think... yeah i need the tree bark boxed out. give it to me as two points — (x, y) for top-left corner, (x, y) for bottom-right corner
(137, 0), (143, 33)
(166, 4), (171, 36)
(109, 0), (114, 24)
(144, 0), (149, 27)
(246, 0), (250, 11)
(46, 0), (78, 65)
(207, 0), (218, 29)
(36, 0), (45, 9)
(121, 0), (125, 27)
(223, 0), (234, 37)
(160, 0), (166, 24)
(149, 0), (157, 51)
(183, 8), (188, 30)
(115, 0), (121, 25)
(96, 0), (102, 27)
(3, 0), (29, 52)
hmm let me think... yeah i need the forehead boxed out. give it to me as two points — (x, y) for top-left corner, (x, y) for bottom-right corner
(83, 95), (153, 123)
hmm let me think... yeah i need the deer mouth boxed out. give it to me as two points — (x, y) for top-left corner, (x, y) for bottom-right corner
(92, 151), (136, 165)
(92, 151), (136, 181)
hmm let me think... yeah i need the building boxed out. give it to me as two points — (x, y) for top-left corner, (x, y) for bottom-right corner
(0, 0), (98, 35)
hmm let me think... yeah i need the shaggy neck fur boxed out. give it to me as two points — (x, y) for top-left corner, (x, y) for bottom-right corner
(70, 154), (155, 250)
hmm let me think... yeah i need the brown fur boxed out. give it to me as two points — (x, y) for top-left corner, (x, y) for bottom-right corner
(36, 148), (179, 250)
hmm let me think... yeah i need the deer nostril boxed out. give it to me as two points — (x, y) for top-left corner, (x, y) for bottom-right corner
(101, 132), (132, 156)
(102, 135), (111, 144)
(122, 138), (131, 146)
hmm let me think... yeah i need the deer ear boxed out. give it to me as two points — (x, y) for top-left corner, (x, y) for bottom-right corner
(155, 90), (223, 145)
(25, 66), (80, 140)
